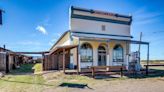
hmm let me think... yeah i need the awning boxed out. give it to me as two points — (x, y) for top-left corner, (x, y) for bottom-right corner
(76, 36), (149, 45)
(71, 31), (132, 40)
(49, 45), (78, 55)
(15, 51), (49, 55)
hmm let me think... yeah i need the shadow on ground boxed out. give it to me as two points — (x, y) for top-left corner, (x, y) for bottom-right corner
(59, 82), (93, 89)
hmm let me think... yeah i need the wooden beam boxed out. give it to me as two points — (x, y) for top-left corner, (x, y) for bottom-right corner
(76, 47), (79, 74)
(63, 49), (65, 73)
(15, 51), (49, 54)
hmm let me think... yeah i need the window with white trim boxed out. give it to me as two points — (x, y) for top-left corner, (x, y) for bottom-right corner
(113, 45), (124, 62)
(80, 43), (93, 62)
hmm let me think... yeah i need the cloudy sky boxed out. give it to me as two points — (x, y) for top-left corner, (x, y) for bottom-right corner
(0, 0), (164, 59)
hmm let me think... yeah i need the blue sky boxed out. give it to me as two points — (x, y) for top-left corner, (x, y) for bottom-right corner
(0, 0), (164, 59)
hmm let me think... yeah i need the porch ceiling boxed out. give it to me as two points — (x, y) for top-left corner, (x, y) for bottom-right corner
(49, 45), (78, 55)
(77, 36), (149, 45)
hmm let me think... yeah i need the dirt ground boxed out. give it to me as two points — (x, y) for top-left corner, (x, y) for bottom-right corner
(44, 77), (164, 92)
(1, 63), (164, 92)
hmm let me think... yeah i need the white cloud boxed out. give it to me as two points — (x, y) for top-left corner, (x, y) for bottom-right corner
(36, 25), (48, 35)
(132, 8), (162, 25)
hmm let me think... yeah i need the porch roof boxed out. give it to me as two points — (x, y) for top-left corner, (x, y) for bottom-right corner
(49, 45), (78, 55)
(71, 31), (133, 41)
(76, 36), (149, 45)
(15, 51), (49, 55)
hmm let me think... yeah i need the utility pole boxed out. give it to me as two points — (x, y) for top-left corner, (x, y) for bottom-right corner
(138, 32), (142, 53)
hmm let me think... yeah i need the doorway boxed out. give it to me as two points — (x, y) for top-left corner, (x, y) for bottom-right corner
(6, 54), (9, 73)
(98, 45), (107, 66)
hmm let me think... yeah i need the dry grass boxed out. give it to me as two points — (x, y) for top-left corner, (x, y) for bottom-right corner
(0, 63), (164, 92)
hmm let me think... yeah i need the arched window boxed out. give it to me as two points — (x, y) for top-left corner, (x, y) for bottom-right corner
(113, 45), (123, 62)
(80, 43), (93, 62)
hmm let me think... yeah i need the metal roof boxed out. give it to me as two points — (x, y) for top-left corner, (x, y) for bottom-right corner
(77, 36), (149, 45)
(49, 45), (78, 55)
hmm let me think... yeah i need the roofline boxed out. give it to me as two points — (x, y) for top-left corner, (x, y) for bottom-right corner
(0, 47), (13, 52)
(49, 45), (78, 55)
(71, 6), (132, 19)
(49, 30), (70, 50)
(71, 14), (131, 25)
(78, 37), (149, 45)
(15, 51), (49, 54)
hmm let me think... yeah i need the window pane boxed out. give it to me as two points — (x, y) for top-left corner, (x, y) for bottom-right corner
(113, 45), (123, 62)
(80, 43), (93, 62)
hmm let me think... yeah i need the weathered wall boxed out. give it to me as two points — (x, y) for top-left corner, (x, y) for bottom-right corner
(0, 52), (6, 71)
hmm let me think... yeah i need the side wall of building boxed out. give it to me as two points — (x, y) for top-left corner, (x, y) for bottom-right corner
(0, 52), (6, 71)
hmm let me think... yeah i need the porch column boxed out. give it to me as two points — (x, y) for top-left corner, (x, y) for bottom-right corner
(126, 41), (130, 70)
(76, 47), (79, 74)
(57, 52), (59, 70)
(146, 44), (149, 75)
(93, 47), (97, 66)
(78, 39), (81, 72)
(107, 40), (110, 66)
(63, 49), (65, 73)
(109, 42), (113, 66)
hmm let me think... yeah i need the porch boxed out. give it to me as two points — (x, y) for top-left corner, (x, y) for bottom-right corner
(43, 38), (150, 76)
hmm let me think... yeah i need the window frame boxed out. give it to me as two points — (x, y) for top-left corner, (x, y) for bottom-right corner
(80, 43), (93, 62)
(101, 25), (106, 31)
(113, 44), (124, 62)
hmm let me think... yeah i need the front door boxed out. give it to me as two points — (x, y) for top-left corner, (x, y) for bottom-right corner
(98, 46), (106, 66)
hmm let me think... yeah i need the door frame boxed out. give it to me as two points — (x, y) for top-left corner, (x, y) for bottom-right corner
(97, 44), (107, 66)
